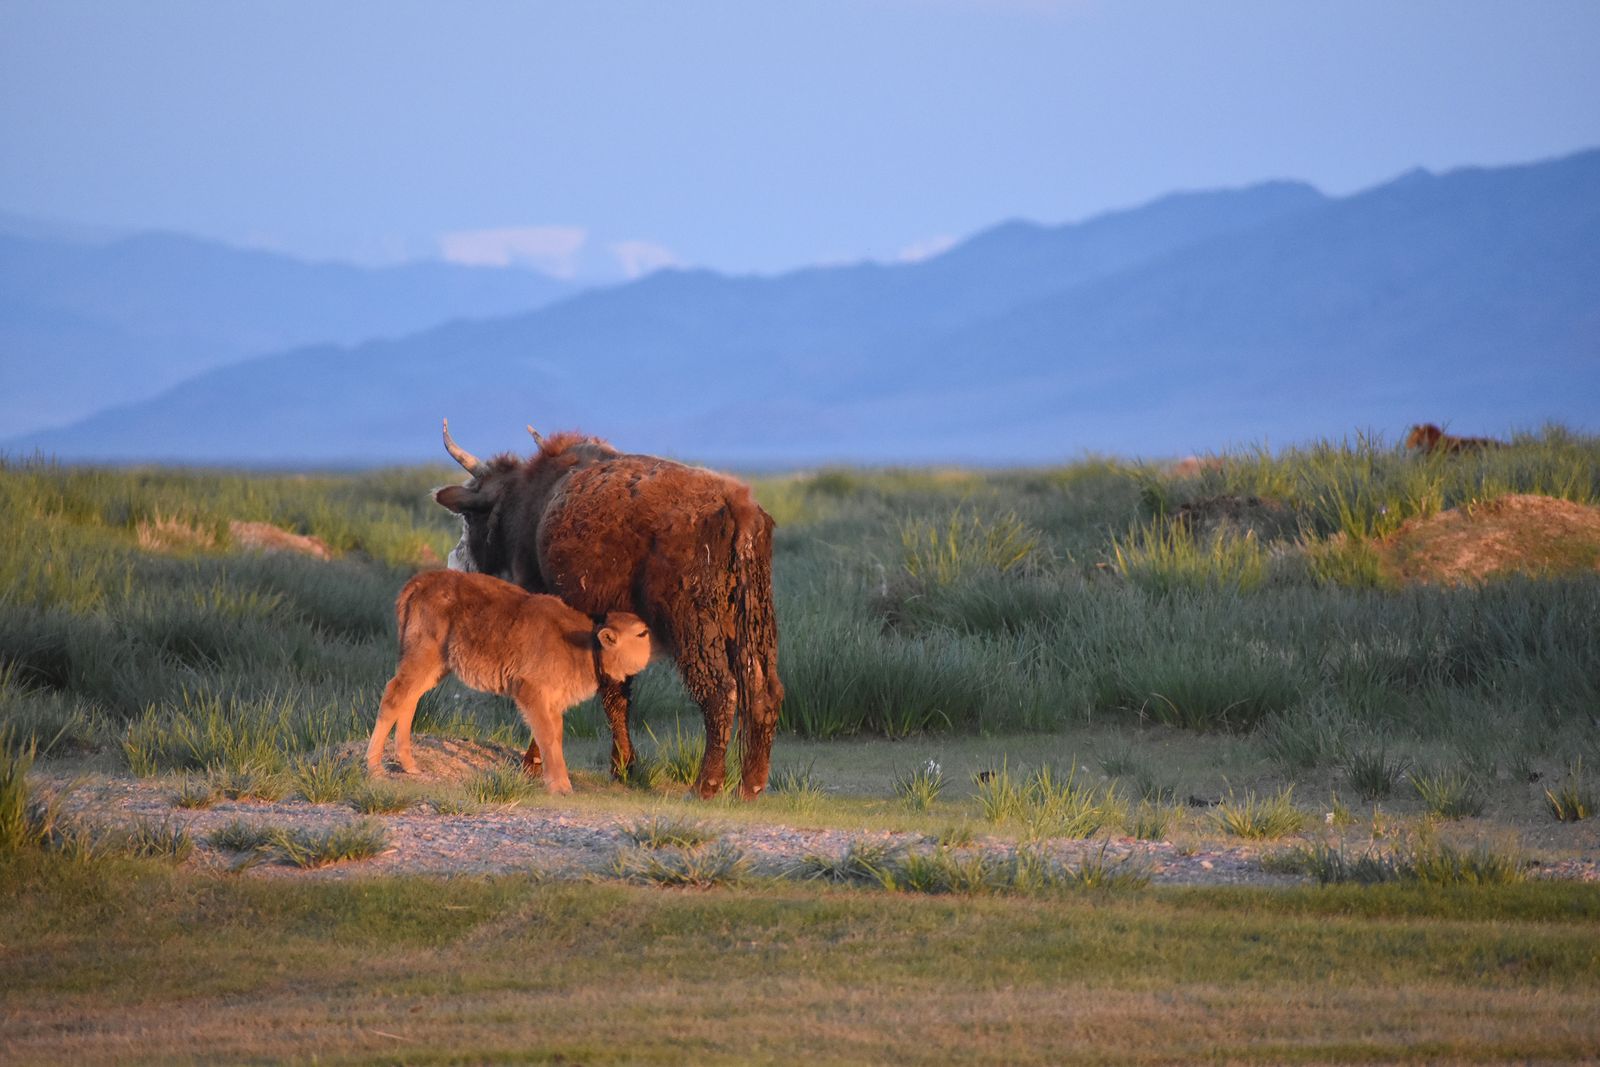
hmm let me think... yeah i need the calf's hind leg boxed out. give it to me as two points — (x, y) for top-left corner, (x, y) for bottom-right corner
(367, 655), (446, 775)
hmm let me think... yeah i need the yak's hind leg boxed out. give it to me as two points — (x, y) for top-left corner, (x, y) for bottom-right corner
(367, 656), (446, 775)
(673, 624), (738, 799)
(599, 677), (635, 781)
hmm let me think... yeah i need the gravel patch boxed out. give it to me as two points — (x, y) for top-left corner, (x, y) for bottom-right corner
(40, 770), (1598, 887)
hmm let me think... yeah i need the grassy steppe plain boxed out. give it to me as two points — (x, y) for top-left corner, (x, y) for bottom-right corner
(3, 428), (1599, 1063)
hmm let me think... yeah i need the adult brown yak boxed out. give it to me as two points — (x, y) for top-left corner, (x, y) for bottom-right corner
(433, 420), (783, 799)
(1405, 423), (1505, 454)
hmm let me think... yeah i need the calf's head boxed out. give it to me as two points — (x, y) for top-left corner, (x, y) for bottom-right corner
(596, 611), (652, 682)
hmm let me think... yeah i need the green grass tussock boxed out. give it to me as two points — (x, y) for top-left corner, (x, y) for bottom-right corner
(1212, 787), (1307, 839)
(1286, 837), (1529, 887)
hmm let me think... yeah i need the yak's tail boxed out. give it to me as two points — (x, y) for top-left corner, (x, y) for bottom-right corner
(727, 500), (783, 797)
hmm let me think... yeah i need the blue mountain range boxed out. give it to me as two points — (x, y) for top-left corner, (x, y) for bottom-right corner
(6, 148), (1596, 466)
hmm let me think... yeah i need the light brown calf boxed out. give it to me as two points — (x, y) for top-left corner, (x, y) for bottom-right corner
(366, 570), (651, 794)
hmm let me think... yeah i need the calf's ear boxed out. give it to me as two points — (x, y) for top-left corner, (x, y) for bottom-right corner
(434, 485), (487, 513)
(597, 626), (619, 648)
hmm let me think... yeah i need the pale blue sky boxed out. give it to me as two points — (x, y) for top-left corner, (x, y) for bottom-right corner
(3, 1), (1597, 278)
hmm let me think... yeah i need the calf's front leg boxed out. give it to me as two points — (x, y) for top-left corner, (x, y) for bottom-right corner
(516, 684), (572, 795)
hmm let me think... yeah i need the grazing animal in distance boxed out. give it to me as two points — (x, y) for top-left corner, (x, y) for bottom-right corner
(1405, 423), (1505, 454)
(434, 419), (783, 800)
(366, 569), (651, 795)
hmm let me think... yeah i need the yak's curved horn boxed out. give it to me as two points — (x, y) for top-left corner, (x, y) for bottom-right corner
(526, 424), (546, 447)
(441, 418), (489, 477)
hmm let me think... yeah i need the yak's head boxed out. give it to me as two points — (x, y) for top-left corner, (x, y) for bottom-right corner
(432, 419), (522, 578)
(433, 419), (618, 580)
(1405, 423), (1444, 451)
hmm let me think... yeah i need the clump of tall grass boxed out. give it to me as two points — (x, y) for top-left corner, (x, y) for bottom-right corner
(1099, 645), (1303, 733)
(347, 782), (415, 814)
(290, 755), (364, 804)
(890, 847), (999, 894)
(638, 719), (707, 787)
(1022, 764), (1124, 838)
(268, 821), (390, 869)
(165, 761), (289, 808)
(795, 840), (1149, 895)
(1410, 765), (1487, 819)
(1544, 760), (1595, 822)
(101, 818), (195, 862)
(623, 816), (719, 850)
(973, 764), (1026, 824)
(464, 764), (541, 805)
(1289, 838), (1526, 886)
(795, 838), (906, 888)
(264, 821), (385, 868)
(204, 759), (290, 802)
(1126, 801), (1173, 841)
(975, 763), (1122, 839)
(172, 774), (219, 809)
(1256, 705), (1350, 772)
(122, 688), (363, 777)
(900, 508), (1040, 586)
(0, 662), (104, 757)
(780, 614), (1035, 738)
(1, 728), (46, 855)
(1212, 787), (1306, 839)
(1111, 520), (1268, 595)
(769, 761), (821, 796)
(1303, 534), (1394, 589)
(1342, 744), (1411, 801)
(207, 819), (279, 853)
(208, 818), (386, 869)
(768, 762), (826, 813)
(611, 842), (751, 888)
(892, 760), (945, 811)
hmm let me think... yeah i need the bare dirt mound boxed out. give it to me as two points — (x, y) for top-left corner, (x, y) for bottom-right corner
(332, 736), (523, 782)
(229, 520), (335, 560)
(1379, 493), (1600, 585)
(136, 517), (336, 559)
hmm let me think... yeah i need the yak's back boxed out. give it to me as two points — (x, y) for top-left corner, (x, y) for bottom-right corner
(537, 456), (773, 616)
(546, 456), (766, 555)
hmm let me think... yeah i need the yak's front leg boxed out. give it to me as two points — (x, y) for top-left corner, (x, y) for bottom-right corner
(599, 677), (635, 781)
